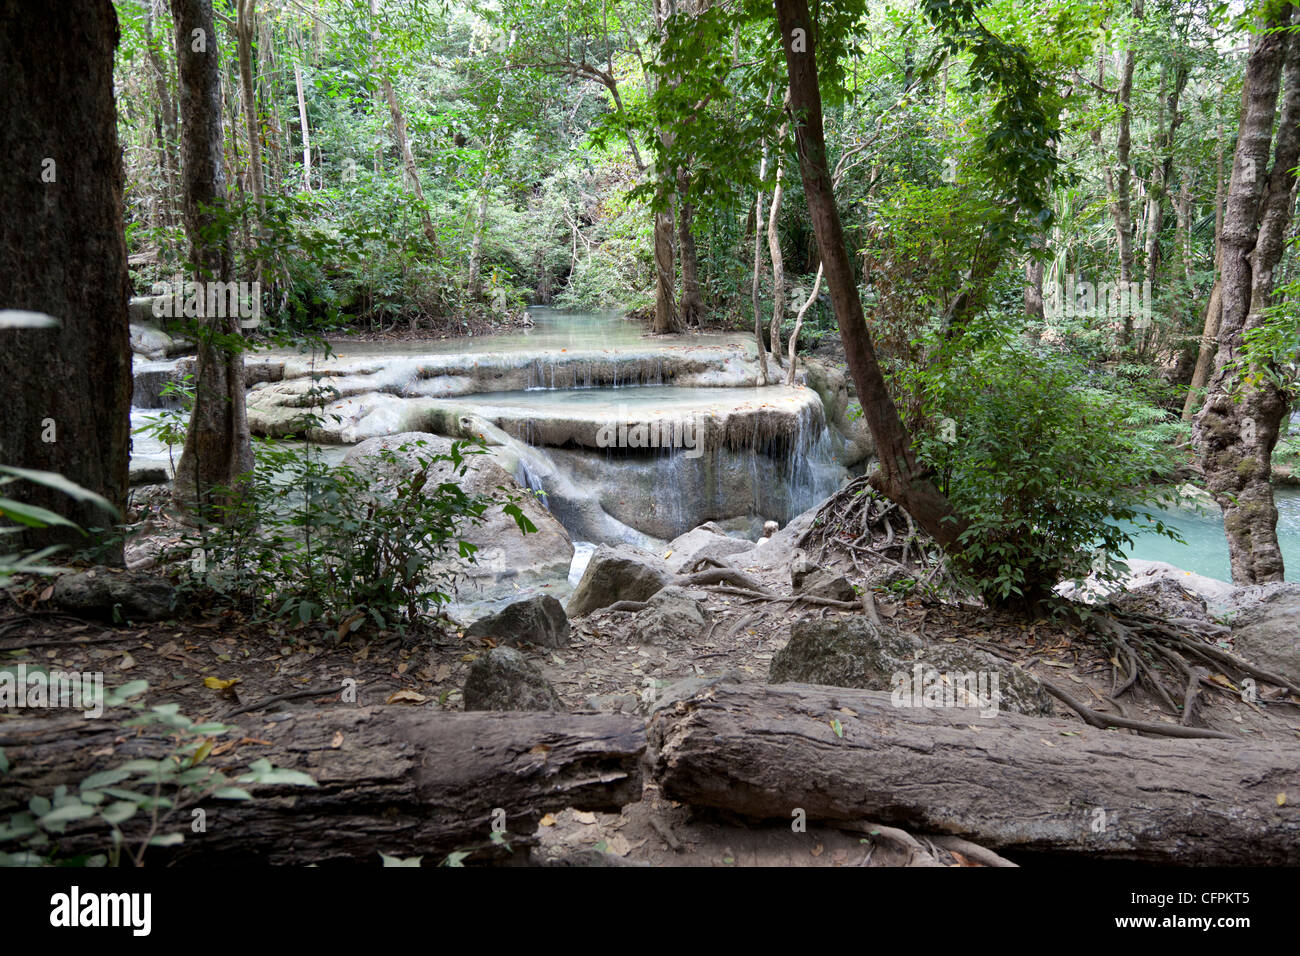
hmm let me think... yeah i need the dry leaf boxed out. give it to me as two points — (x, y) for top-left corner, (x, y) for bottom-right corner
(203, 676), (241, 690)
(572, 811), (597, 825)
(1278, 792), (1287, 807)
(386, 689), (428, 705)
(539, 813), (557, 827)
(810, 842), (824, 857)
(331, 730), (344, 749)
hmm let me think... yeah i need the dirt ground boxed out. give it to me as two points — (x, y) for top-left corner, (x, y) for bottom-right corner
(4, 536), (1297, 867)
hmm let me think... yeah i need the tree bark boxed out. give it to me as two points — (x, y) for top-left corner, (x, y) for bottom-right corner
(676, 168), (704, 327)
(1106, 0), (1142, 350)
(1194, 7), (1300, 584)
(144, 4), (180, 229)
(0, 706), (644, 865)
(171, 0), (254, 517)
(647, 681), (1300, 865)
(767, 137), (787, 368)
(774, 0), (962, 550)
(1182, 122), (1226, 421)
(0, 0), (131, 557)
(293, 61), (312, 192)
(652, 204), (681, 332)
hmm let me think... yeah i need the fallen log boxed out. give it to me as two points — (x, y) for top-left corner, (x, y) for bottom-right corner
(647, 681), (1300, 865)
(0, 705), (644, 865)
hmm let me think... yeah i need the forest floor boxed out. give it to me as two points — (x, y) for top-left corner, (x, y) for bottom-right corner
(4, 539), (1297, 867)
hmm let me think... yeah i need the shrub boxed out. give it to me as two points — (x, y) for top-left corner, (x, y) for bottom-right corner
(188, 438), (534, 629)
(905, 325), (1182, 607)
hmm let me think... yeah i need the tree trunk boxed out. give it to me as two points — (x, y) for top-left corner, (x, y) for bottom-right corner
(236, 0), (265, 285)
(767, 141), (787, 368)
(676, 169), (704, 327)
(293, 61), (312, 192)
(368, 0), (439, 253)
(0, 706), (644, 865)
(774, 0), (962, 550)
(144, 5), (180, 229)
(1182, 122), (1227, 421)
(171, 0), (254, 517)
(785, 264), (823, 385)
(1106, 0), (1142, 350)
(0, 0), (131, 558)
(647, 682), (1300, 865)
(652, 204), (681, 332)
(1194, 7), (1300, 584)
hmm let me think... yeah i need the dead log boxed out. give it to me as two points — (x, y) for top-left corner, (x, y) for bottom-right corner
(0, 706), (644, 865)
(647, 681), (1300, 865)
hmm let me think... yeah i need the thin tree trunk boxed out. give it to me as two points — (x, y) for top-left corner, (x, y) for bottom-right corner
(144, 4), (179, 229)
(171, 0), (254, 517)
(0, 0), (131, 558)
(293, 61), (312, 192)
(751, 135), (772, 383)
(786, 263), (822, 385)
(1194, 7), (1300, 584)
(236, 0), (265, 288)
(1183, 122), (1227, 421)
(775, 0), (963, 552)
(1107, 0), (1142, 349)
(767, 129), (787, 368)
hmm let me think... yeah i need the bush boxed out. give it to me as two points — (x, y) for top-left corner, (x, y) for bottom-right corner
(905, 326), (1182, 607)
(189, 438), (533, 629)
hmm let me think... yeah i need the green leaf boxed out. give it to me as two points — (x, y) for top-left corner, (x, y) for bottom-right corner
(100, 801), (139, 826)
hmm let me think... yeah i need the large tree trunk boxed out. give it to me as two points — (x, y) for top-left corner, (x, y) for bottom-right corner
(647, 682), (1300, 865)
(0, 707), (644, 865)
(236, 0), (265, 286)
(171, 0), (254, 516)
(652, 203), (681, 332)
(0, 0), (131, 558)
(774, 0), (962, 551)
(676, 169), (704, 327)
(1194, 8), (1300, 584)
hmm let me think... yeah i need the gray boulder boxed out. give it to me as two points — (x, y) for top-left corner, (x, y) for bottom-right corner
(567, 544), (672, 618)
(462, 647), (564, 711)
(1229, 584), (1300, 684)
(769, 616), (1052, 717)
(631, 586), (709, 644)
(51, 568), (176, 622)
(1109, 577), (1209, 622)
(795, 567), (856, 603)
(465, 594), (570, 648)
(665, 525), (754, 573)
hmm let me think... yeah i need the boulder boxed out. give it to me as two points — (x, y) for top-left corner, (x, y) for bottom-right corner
(664, 524), (754, 573)
(465, 594), (570, 649)
(631, 586), (709, 644)
(51, 568), (176, 622)
(129, 323), (174, 360)
(566, 544), (672, 618)
(1229, 584), (1300, 684)
(462, 647), (564, 712)
(1109, 577), (1209, 622)
(795, 568), (856, 603)
(344, 433), (574, 588)
(769, 616), (1052, 717)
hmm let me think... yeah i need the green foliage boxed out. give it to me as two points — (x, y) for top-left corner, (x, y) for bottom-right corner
(0, 467), (119, 586)
(905, 325), (1182, 605)
(187, 438), (532, 629)
(0, 681), (316, 867)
